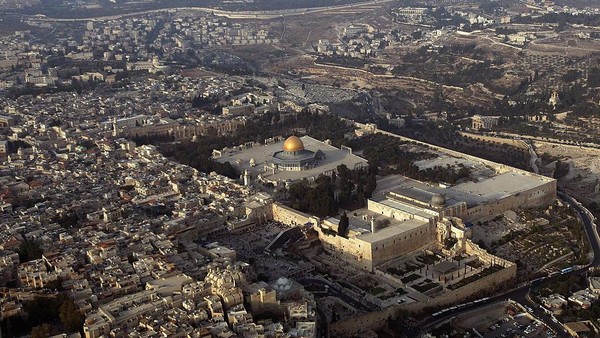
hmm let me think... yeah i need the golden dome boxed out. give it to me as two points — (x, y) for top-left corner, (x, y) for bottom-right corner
(282, 136), (304, 152)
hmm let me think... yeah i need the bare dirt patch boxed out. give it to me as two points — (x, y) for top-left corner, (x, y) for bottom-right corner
(535, 141), (600, 203)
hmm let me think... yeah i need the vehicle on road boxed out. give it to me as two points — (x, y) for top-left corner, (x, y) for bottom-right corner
(560, 267), (573, 274)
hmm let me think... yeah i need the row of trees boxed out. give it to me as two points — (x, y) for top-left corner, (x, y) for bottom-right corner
(379, 120), (529, 170)
(335, 164), (377, 209)
(315, 55), (369, 68)
(349, 134), (429, 176)
(287, 175), (337, 217)
(419, 164), (470, 185)
(283, 163), (377, 222)
(347, 134), (471, 184)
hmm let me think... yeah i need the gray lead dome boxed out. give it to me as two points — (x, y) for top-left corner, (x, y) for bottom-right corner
(430, 193), (446, 207)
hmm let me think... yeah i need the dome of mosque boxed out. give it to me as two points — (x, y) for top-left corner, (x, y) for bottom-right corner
(282, 136), (304, 152)
(430, 193), (447, 207)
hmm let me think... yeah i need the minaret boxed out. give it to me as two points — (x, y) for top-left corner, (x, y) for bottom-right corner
(243, 170), (250, 186)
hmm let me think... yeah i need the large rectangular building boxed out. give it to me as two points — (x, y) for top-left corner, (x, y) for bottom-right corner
(370, 172), (555, 223)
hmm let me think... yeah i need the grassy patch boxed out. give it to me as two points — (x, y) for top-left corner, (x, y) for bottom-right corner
(401, 273), (421, 284)
(395, 288), (407, 296)
(370, 287), (386, 295)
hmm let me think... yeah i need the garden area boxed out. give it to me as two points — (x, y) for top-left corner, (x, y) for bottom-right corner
(474, 203), (590, 276)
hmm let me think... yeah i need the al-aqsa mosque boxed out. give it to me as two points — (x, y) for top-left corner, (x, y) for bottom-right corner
(212, 135), (368, 185)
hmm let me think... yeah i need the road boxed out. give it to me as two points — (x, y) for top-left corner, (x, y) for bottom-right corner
(27, 0), (396, 22)
(558, 191), (600, 267)
(419, 283), (567, 336)
(416, 190), (600, 337)
(417, 272), (576, 337)
(489, 130), (600, 150)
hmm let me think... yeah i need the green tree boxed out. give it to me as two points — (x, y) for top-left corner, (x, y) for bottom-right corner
(287, 176), (338, 217)
(553, 160), (570, 179)
(59, 298), (84, 332)
(338, 212), (350, 238)
(588, 68), (600, 87)
(365, 174), (377, 198)
(18, 239), (43, 262)
(337, 164), (354, 205)
(356, 183), (366, 207)
(31, 323), (51, 338)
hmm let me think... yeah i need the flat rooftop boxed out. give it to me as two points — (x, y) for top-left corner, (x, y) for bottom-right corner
(215, 136), (368, 182)
(358, 218), (429, 244)
(329, 208), (430, 244)
(373, 171), (553, 208)
(446, 171), (553, 206)
(347, 207), (429, 244)
(371, 194), (438, 219)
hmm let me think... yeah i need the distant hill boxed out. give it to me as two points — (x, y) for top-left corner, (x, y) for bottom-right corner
(555, 0), (600, 8)
(15, 0), (369, 19)
(0, 0), (40, 10)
